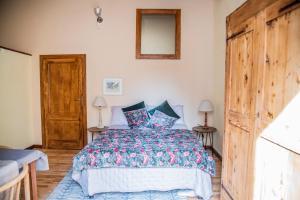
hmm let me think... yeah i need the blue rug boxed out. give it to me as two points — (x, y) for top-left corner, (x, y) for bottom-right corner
(47, 171), (194, 200)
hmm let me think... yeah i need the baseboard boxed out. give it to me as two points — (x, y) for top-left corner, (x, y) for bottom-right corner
(211, 147), (222, 161)
(25, 144), (43, 150)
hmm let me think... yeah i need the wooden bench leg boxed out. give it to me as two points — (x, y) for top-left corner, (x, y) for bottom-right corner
(29, 162), (38, 200)
(24, 172), (31, 200)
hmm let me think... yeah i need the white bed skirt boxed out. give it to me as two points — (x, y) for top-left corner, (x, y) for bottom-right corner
(72, 168), (212, 200)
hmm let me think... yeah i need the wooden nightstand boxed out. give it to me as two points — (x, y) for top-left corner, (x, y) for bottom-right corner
(192, 126), (217, 150)
(88, 126), (108, 141)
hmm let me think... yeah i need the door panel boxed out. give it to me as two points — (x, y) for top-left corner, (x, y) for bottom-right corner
(47, 121), (81, 140)
(227, 31), (254, 132)
(222, 17), (256, 200)
(261, 5), (300, 130)
(254, 137), (300, 200)
(223, 124), (253, 199)
(40, 55), (86, 149)
(47, 120), (81, 148)
(48, 62), (80, 117)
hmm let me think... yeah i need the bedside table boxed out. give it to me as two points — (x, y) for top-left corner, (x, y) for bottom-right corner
(88, 126), (108, 141)
(192, 126), (217, 150)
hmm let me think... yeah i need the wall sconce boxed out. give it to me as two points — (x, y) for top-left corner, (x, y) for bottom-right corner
(94, 7), (103, 23)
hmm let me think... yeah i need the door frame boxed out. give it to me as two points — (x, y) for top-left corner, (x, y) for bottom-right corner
(40, 54), (87, 149)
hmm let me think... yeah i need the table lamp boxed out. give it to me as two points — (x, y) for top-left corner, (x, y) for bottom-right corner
(199, 100), (213, 128)
(93, 96), (107, 128)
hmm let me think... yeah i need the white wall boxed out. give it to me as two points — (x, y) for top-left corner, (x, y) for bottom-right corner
(0, 48), (34, 149)
(213, 0), (247, 154)
(0, 0), (215, 145)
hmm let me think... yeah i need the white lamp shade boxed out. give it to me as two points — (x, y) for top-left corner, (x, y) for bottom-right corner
(199, 100), (213, 112)
(93, 96), (107, 107)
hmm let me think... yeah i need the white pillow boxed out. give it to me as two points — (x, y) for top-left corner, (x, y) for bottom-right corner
(172, 105), (185, 125)
(171, 124), (188, 130)
(109, 106), (128, 126)
(147, 104), (186, 125)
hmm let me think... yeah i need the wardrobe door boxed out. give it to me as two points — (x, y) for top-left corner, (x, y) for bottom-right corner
(254, 1), (300, 198)
(222, 17), (257, 200)
(260, 0), (300, 131)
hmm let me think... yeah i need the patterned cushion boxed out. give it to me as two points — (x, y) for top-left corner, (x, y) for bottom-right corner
(147, 110), (178, 130)
(123, 108), (150, 129)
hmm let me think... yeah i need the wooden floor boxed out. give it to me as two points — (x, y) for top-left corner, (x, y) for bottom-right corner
(36, 149), (221, 200)
(210, 154), (222, 200)
(36, 149), (79, 199)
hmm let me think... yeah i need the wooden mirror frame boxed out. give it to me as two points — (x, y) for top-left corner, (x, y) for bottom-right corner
(136, 9), (181, 60)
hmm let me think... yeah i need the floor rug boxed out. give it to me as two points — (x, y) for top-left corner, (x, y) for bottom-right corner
(47, 171), (195, 200)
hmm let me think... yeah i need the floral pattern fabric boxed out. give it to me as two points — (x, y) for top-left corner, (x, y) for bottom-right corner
(123, 108), (149, 128)
(73, 129), (216, 176)
(146, 110), (178, 130)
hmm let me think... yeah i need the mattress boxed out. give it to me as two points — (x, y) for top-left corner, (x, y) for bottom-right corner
(72, 167), (212, 200)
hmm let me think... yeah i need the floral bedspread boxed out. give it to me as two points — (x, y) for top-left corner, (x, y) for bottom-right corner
(73, 129), (216, 176)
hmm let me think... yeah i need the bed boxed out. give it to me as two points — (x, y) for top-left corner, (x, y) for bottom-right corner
(72, 128), (216, 200)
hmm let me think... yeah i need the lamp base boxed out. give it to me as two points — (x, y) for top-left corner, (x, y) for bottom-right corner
(97, 109), (104, 129)
(203, 112), (208, 128)
(97, 125), (104, 129)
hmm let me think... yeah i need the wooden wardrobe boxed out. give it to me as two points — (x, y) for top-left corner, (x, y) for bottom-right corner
(222, 0), (300, 199)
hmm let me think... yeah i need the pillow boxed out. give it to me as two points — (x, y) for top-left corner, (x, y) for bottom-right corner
(171, 124), (188, 130)
(148, 101), (180, 119)
(171, 105), (185, 125)
(109, 102), (146, 126)
(109, 106), (128, 126)
(123, 108), (150, 129)
(122, 101), (146, 112)
(146, 110), (178, 130)
(147, 104), (186, 125)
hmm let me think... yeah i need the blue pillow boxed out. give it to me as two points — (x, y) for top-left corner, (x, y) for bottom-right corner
(122, 101), (146, 112)
(146, 110), (178, 130)
(148, 100), (180, 119)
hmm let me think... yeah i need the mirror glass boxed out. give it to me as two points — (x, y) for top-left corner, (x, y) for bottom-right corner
(136, 9), (180, 59)
(141, 14), (176, 55)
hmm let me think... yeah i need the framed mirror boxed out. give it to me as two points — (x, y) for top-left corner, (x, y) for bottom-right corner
(136, 9), (181, 59)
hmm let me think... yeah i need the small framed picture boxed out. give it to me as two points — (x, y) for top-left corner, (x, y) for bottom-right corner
(103, 78), (123, 95)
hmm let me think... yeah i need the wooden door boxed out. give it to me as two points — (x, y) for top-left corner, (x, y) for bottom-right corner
(259, 0), (300, 132)
(254, 1), (300, 199)
(40, 55), (87, 149)
(222, 17), (257, 200)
